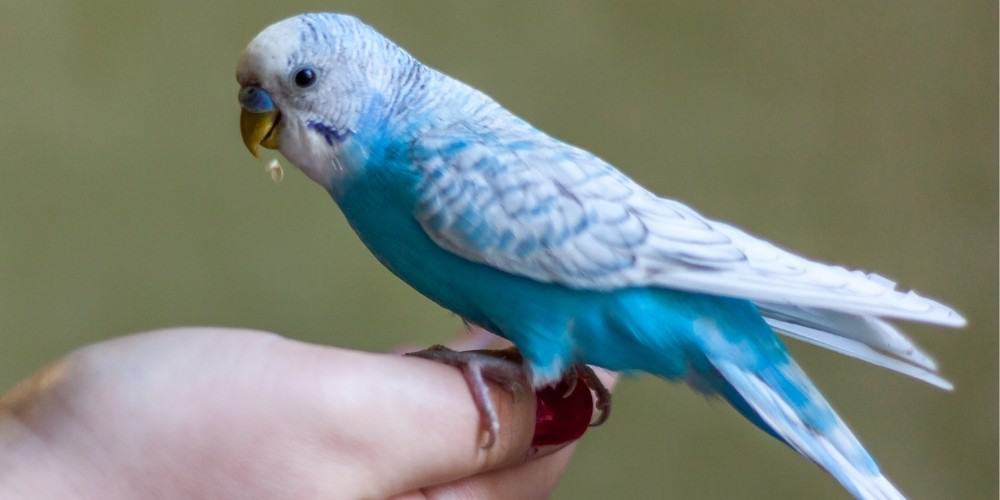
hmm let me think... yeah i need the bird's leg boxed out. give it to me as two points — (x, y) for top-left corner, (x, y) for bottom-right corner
(405, 345), (528, 448)
(405, 345), (613, 448)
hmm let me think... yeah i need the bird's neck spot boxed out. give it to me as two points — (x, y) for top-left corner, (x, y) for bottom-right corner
(307, 120), (350, 145)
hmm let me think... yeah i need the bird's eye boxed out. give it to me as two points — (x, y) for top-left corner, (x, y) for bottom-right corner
(293, 67), (317, 88)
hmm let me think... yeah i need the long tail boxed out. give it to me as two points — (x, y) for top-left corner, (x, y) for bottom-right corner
(706, 356), (905, 500)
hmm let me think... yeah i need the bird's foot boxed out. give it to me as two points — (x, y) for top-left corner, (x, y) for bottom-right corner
(405, 345), (612, 449)
(406, 345), (527, 448)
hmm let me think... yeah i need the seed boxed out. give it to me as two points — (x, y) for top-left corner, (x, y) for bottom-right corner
(266, 158), (284, 183)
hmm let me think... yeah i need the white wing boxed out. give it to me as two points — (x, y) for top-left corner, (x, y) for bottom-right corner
(411, 121), (964, 386)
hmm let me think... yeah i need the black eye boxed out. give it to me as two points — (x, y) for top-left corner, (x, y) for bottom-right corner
(294, 67), (317, 88)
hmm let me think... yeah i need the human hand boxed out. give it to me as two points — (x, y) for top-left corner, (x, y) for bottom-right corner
(0, 327), (613, 499)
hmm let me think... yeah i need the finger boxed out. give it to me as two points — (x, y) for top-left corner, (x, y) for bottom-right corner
(393, 443), (580, 500)
(389, 325), (507, 355)
(14, 328), (546, 499)
(280, 338), (545, 498)
(403, 366), (618, 500)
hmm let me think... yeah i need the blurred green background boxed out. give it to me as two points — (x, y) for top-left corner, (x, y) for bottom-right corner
(1, 1), (996, 498)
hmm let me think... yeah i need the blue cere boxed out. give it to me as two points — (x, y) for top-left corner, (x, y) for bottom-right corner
(239, 86), (275, 113)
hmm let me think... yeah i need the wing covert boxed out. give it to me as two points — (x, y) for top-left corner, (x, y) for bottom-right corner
(408, 123), (965, 330)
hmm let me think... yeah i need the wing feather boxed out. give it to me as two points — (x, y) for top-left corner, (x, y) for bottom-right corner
(409, 123), (963, 380)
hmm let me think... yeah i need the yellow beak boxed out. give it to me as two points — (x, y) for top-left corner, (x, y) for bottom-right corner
(239, 109), (280, 158)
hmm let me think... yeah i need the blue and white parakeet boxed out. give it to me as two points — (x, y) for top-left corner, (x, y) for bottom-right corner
(236, 14), (964, 499)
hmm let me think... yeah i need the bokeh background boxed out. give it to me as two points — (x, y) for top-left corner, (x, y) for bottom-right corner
(1, 1), (996, 498)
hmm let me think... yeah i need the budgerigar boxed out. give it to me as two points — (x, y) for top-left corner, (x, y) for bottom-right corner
(236, 14), (963, 499)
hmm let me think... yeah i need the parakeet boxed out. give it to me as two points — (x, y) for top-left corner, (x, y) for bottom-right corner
(236, 13), (963, 499)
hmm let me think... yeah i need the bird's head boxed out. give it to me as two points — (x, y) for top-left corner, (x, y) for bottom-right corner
(236, 13), (412, 186)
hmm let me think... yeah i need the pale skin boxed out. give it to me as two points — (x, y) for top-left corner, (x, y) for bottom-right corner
(0, 327), (615, 499)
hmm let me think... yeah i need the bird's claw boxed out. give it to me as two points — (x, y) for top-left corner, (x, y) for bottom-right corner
(573, 364), (612, 427)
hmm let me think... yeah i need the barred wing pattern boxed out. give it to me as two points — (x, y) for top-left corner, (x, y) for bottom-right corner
(410, 123), (963, 386)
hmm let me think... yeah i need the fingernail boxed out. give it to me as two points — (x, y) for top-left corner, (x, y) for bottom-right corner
(531, 376), (594, 447)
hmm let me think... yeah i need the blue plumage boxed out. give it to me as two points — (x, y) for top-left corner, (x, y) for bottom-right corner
(236, 13), (964, 499)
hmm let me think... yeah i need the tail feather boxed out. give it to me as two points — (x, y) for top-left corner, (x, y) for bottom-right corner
(711, 359), (905, 500)
(765, 317), (953, 390)
(758, 304), (954, 390)
(759, 305), (940, 370)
